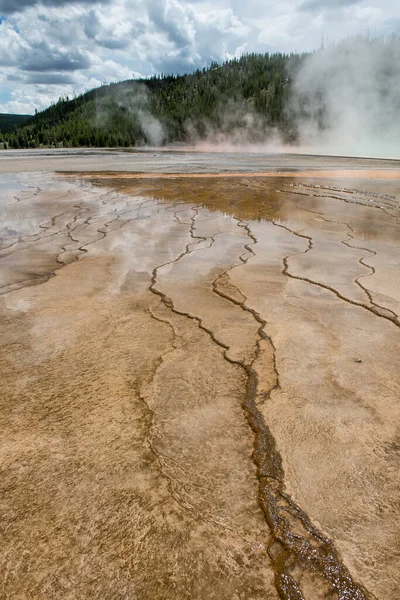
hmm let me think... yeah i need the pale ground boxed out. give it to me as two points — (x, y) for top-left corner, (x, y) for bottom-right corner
(0, 151), (399, 600)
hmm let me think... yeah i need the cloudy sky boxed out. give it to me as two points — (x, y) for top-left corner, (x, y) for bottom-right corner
(0, 0), (398, 114)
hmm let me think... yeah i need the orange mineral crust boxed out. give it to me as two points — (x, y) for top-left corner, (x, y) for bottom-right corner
(0, 155), (399, 600)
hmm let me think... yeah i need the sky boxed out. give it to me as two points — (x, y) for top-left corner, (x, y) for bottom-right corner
(0, 0), (399, 114)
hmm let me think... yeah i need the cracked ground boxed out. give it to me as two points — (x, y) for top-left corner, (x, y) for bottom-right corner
(0, 159), (399, 600)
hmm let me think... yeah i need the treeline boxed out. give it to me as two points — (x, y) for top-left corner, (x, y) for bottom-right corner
(0, 52), (309, 149)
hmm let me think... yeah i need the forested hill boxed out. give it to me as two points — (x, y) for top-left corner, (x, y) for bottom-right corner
(0, 53), (306, 149)
(0, 114), (31, 134)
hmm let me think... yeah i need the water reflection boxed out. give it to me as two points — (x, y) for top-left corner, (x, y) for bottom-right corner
(88, 174), (400, 243)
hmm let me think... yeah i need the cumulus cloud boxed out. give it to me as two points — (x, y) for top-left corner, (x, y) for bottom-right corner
(21, 44), (91, 72)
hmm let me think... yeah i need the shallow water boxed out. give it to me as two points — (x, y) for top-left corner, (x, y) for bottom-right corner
(0, 158), (399, 600)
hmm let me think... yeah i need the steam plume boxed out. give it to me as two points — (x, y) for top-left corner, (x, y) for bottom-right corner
(289, 36), (400, 159)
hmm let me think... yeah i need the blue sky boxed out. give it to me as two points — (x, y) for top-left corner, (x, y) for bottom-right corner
(0, 0), (399, 114)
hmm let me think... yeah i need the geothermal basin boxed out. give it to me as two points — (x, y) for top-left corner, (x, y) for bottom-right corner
(0, 150), (399, 600)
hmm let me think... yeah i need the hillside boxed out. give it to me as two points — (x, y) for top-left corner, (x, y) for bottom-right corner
(0, 114), (32, 134)
(0, 53), (305, 149)
(3, 36), (398, 152)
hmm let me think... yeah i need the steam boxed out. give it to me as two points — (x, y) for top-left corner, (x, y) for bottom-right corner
(186, 96), (287, 154)
(96, 82), (165, 146)
(288, 36), (400, 159)
(117, 84), (165, 147)
(186, 99), (274, 146)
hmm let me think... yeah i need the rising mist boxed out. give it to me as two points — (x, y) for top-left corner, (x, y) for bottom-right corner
(288, 36), (400, 159)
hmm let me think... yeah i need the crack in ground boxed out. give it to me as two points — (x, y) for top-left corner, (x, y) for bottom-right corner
(149, 208), (370, 600)
(285, 183), (400, 224)
(210, 218), (370, 600)
(55, 194), (154, 264)
(141, 304), (263, 550)
(269, 220), (400, 329)
(297, 205), (399, 322)
(0, 190), (152, 295)
(0, 202), (79, 254)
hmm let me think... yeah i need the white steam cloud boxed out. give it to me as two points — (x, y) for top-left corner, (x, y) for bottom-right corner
(289, 36), (400, 159)
(186, 98), (281, 149)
